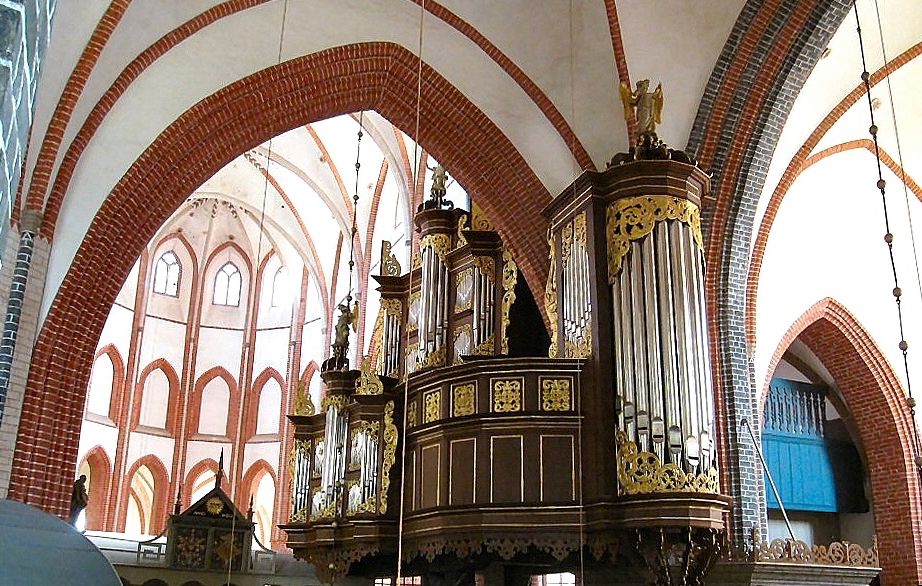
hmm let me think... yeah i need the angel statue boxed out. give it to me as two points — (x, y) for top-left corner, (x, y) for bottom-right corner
(420, 164), (454, 211)
(620, 79), (663, 137)
(329, 301), (358, 367)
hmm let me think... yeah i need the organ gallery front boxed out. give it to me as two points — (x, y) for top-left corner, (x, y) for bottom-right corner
(280, 130), (739, 585)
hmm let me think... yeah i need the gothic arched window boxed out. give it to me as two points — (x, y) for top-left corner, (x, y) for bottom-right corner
(213, 262), (242, 306)
(152, 251), (181, 296)
(270, 266), (287, 307)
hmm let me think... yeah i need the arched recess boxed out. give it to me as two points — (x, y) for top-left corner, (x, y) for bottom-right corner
(86, 344), (125, 423)
(239, 460), (277, 546)
(77, 445), (112, 531)
(187, 366), (239, 439)
(183, 457), (229, 508)
(120, 454), (170, 535)
(132, 359), (180, 434)
(12, 41), (549, 518)
(246, 367), (285, 439)
(760, 298), (922, 584)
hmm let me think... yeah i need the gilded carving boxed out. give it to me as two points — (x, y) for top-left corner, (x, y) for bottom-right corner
(492, 379), (522, 413)
(500, 249), (517, 355)
(380, 400), (398, 514)
(368, 306), (385, 371)
(452, 383), (476, 417)
(541, 378), (571, 411)
(545, 232), (559, 358)
(752, 532), (878, 567)
(561, 220), (573, 263)
(407, 292), (421, 332)
(455, 267), (474, 312)
(456, 214), (468, 249)
(293, 380), (315, 416)
(424, 390), (441, 423)
(420, 233), (451, 262)
(606, 195), (703, 282)
(381, 297), (402, 318)
(453, 324), (472, 364)
(320, 393), (347, 413)
(355, 356), (383, 395)
(417, 345), (446, 370)
(412, 250), (422, 271)
(574, 211), (587, 247)
(564, 329), (592, 359)
(472, 255), (495, 281)
(471, 201), (494, 232)
(380, 239), (401, 276)
(405, 342), (419, 375)
(406, 400), (418, 429)
(616, 431), (718, 495)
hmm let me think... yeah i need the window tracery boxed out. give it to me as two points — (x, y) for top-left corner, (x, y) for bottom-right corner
(213, 261), (242, 306)
(153, 251), (181, 296)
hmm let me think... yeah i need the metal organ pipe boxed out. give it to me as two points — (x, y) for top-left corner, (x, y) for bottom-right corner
(641, 236), (665, 462)
(619, 259), (636, 439)
(654, 223), (681, 464)
(629, 241), (650, 451)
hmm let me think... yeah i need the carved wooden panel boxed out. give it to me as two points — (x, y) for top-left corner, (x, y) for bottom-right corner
(421, 443), (441, 509)
(491, 435), (523, 503)
(540, 435), (575, 502)
(449, 438), (476, 505)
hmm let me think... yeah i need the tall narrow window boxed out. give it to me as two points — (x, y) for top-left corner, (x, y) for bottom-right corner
(271, 266), (287, 307)
(213, 262), (242, 306)
(152, 251), (181, 296)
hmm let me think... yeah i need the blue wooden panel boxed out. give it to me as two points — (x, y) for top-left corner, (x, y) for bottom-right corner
(763, 432), (837, 512)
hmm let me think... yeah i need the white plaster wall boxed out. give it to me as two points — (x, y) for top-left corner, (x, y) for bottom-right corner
(755, 150), (922, 406)
(97, 303), (134, 359)
(243, 442), (281, 476)
(252, 329), (290, 382)
(195, 327), (243, 380)
(185, 440), (232, 477)
(137, 318), (186, 378)
(125, 432), (175, 480)
(76, 421), (118, 469)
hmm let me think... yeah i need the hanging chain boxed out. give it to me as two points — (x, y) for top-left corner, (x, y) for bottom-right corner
(347, 111), (365, 305)
(853, 1), (921, 475)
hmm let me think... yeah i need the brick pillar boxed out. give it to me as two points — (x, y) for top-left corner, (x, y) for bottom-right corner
(0, 209), (49, 497)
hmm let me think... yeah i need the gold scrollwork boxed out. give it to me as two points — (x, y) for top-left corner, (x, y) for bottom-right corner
(381, 297), (402, 318)
(456, 214), (469, 249)
(606, 195), (703, 282)
(492, 379), (522, 413)
(293, 380), (315, 416)
(574, 211), (587, 247)
(564, 330), (592, 359)
(452, 383), (476, 417)
(412, 251), (422, 270)
(420, 233), (451, 262)
(500, 249), (517, 355)
(471, 201), (494, 232)
(471, 333), (494, 356)
(752, 532), (879, 567)
(320, 394), (347, 413)
(472, 255), (495, 282)
(380, 400), (398, 514)
(616, 431), (718, 495)
(405, 342), (419, 375)
(380, 240), (401, 276)
(453, 324), (472, 364)
(540, 378), (571, 411)
(417, 345), (446, 370)
(424, 390), (441, 423)
(355, 356), (384, 395)
(406, 400), (418, 428)
(545, 233), (559, 358)
(309, 499), (337, 522)
(561, 220), (573, 263)
(455, 267), (474, 313)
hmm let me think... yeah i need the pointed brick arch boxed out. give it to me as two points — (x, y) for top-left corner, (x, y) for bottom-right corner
(13, 42), (548, 519)
(188, 366), (239, 440)
(245, 367), (285, 440)
(121, 454), (170, 534)
(132, 359), (181, 434)
(77, 445), (113, 530)
(761, 298), (922, 584)
(91, 344), (125, 423)
(183, 457), (229, 508)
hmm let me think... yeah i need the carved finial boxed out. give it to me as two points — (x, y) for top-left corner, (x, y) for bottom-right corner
(247, 495), (254, 520)
(294, 380), (315, 416)
(327, 301), (357, 370)
(419, 164), (455, 211)
(610, 78), (696, 167)
(380, 240), (401, 276)
(174, 486), (183, 514)
(215, 449), (225, 489)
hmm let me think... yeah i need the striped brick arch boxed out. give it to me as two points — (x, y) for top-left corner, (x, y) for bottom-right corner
(9, 41), (551, 516)
(685, 0), (853, 542)
(761, 299), (922, 584)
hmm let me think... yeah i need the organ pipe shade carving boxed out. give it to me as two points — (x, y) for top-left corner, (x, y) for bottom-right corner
(540, 378), (572, 411)
(379, 400), (398, 514)
(356, 357), (384, 395)
(559, 212), (592, 359)
(608, 195), (717, 492)
(606, 195), (703, 282)
(452, 383), (476, 417)
(500, 250), (518, 356)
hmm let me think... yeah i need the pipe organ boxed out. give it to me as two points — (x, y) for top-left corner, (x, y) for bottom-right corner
(284, 158), (729, 586)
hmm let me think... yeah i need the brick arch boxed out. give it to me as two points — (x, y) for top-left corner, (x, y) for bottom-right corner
(77, 445), (112, 531)
(132, 358), (181, 434)
(183, 457), (229, 508)
(759, 297), (922, 584)
(12, 41), (547, 518)
(685, 0), (854, 541)
(90, 343), (125, 423)
(187, 366), (239, 440)
(121, 454), (170, 534)
(244, 367), (285, 439)
(239, 459), (277, 543)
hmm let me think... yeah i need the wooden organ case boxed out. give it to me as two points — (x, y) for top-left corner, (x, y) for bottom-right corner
(283, 158), (730, 585)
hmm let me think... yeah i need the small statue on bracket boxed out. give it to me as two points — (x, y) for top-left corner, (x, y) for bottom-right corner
(419, 164), (455, 212)
(325, 300), (358, 371)
(609, 79), (696, 167)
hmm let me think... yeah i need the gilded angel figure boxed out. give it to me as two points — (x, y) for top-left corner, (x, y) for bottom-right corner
(620, 79), (663, 136)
